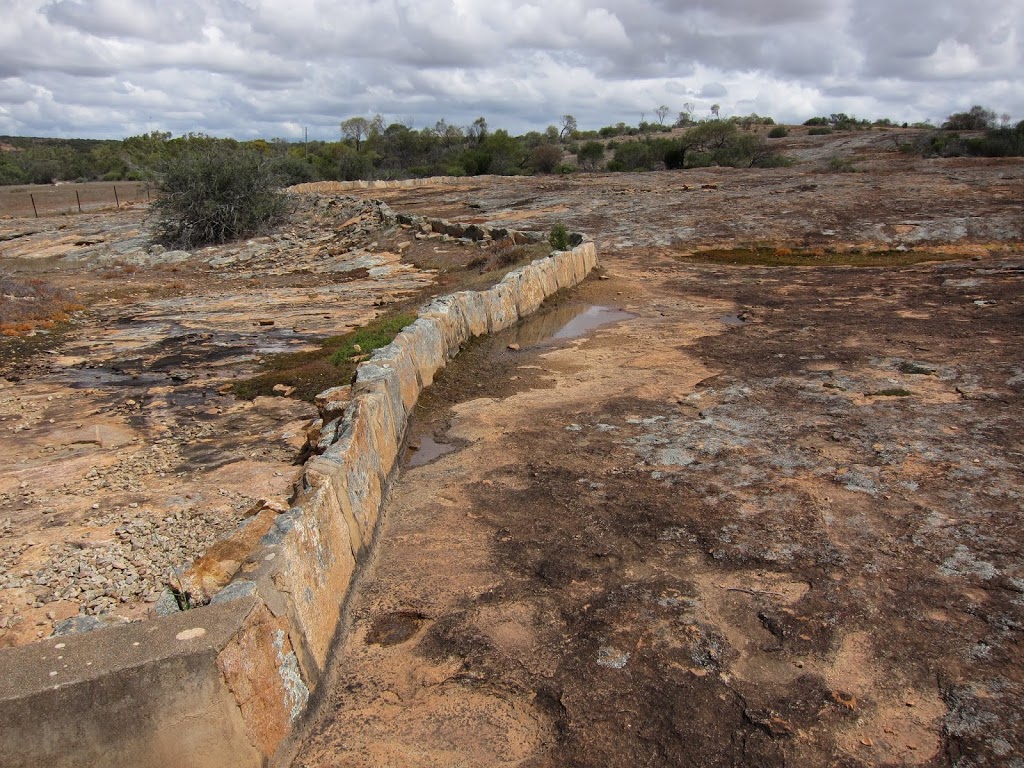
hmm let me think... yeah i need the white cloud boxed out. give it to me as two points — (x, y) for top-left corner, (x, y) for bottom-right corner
(0, 0), (1020, 139)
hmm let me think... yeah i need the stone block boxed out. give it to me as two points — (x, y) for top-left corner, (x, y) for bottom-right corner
(452, 290), (491, 336)
(484, 281), (520, 331)
(399, 318), (447, 387)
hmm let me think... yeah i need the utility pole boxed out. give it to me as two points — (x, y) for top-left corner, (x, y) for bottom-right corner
(304, 126), (308, 158)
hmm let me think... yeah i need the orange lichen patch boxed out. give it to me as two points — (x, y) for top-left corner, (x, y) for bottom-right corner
(0, 277), (82, 336)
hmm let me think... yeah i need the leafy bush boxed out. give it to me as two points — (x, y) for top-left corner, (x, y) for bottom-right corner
(152, 145), (289, 249)
(576, 140), (605, 171)
(609, 141), (656, 171)
(768, 126), (789, 138)
(549, 222), (570, 251)
(943, 106), (996, 131)
(530, 143), (563, 174)
(808, 126), (833, 136)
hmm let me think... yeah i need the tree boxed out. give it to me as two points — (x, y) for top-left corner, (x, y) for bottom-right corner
(467, 116), (488, 144)
(943, 105), (997, 131)
(576, 140), (605, 171)
(340, 117), (371, 150)
(710, 104), (721, 119)
(560, 114), (578, 140)
(677, 103), (695, 126)
(655, 105), (671, 125)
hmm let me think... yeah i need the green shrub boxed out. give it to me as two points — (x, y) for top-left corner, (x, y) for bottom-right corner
(768, 126), (789, 138)
(828, 157), (857, 172)
(152, 146), (288, 249)
(577, 140), (605, 171)
(609, 141), (655, 171)
(549, 222), (570, 251)
(808, 126), (833, 136)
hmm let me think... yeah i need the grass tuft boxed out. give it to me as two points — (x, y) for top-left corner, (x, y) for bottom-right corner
(232, 312), (416, 402)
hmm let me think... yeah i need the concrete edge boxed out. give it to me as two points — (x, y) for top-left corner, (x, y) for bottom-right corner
(0, 212), (599, 768)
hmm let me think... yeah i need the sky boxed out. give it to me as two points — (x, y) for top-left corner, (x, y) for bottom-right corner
(0, 0), (1022, 141)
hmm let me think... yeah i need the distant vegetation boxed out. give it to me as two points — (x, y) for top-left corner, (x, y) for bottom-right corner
(0, 104), (1019, 189)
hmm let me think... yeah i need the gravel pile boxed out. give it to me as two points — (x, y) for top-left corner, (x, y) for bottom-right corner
(1, 508), (234, 615)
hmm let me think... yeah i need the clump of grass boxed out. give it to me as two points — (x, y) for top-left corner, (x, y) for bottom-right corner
(896, 361), (935, 375)
(868, 388), (912, 397)
(232, 312), (416, 402)
(828, 157), (858, 173)
(0, 277), (83, 336)
(328, 313), (416, 366)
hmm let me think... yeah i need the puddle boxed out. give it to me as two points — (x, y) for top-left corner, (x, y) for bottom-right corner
(63, 367), (166, 390)
(513, 304), (636, 346)
(405, 435), (457, 467)
(720, 313), (746, 326)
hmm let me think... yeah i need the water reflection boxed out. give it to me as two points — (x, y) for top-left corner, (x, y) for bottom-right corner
(511, 304), (636, 347)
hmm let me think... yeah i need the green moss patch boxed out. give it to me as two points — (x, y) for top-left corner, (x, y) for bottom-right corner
(233, 312), (416, 403)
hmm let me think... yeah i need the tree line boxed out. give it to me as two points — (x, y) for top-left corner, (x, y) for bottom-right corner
(1, 105), (1020, 187)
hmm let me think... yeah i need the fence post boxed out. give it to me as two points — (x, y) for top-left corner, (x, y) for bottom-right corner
(113, 185), (120, 207)
(76, 190), (82, 213)
(30, 194), (38, 219)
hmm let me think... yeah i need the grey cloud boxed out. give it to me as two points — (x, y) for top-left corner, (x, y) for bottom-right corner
(0, 0), (1021, 139)
(44, 0), (210, 44)
(698, 82), (727, 98)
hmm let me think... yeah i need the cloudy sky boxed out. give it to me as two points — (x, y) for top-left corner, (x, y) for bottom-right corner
(1, 0), (1022, 140)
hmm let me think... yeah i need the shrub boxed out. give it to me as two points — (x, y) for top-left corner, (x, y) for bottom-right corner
(530, 143), (563, 174)
(943, 105), (996, 131)
(549, 222), (570, 251)
(828, 157), (857, 172)
(808, 126), (833, 136)
(152, 146), (288, 249)
(577, 140), (605, 171)
(768, 126), (789, 138)
(609, 141), (655, 171)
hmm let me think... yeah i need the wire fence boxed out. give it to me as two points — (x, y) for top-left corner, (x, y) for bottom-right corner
(0, 182), (154, 219)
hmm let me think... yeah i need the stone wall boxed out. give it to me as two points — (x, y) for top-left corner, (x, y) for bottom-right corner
(0, 225), (598, 768)
(290, 177), (500, 194)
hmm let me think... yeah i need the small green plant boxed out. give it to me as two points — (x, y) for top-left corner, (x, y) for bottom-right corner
(549, 222), (570, 251)
(808, 126), (833, 136)
(768, 126), (789, 138)
(828, 157), (857, 173)
(329, 313), (417, 366)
